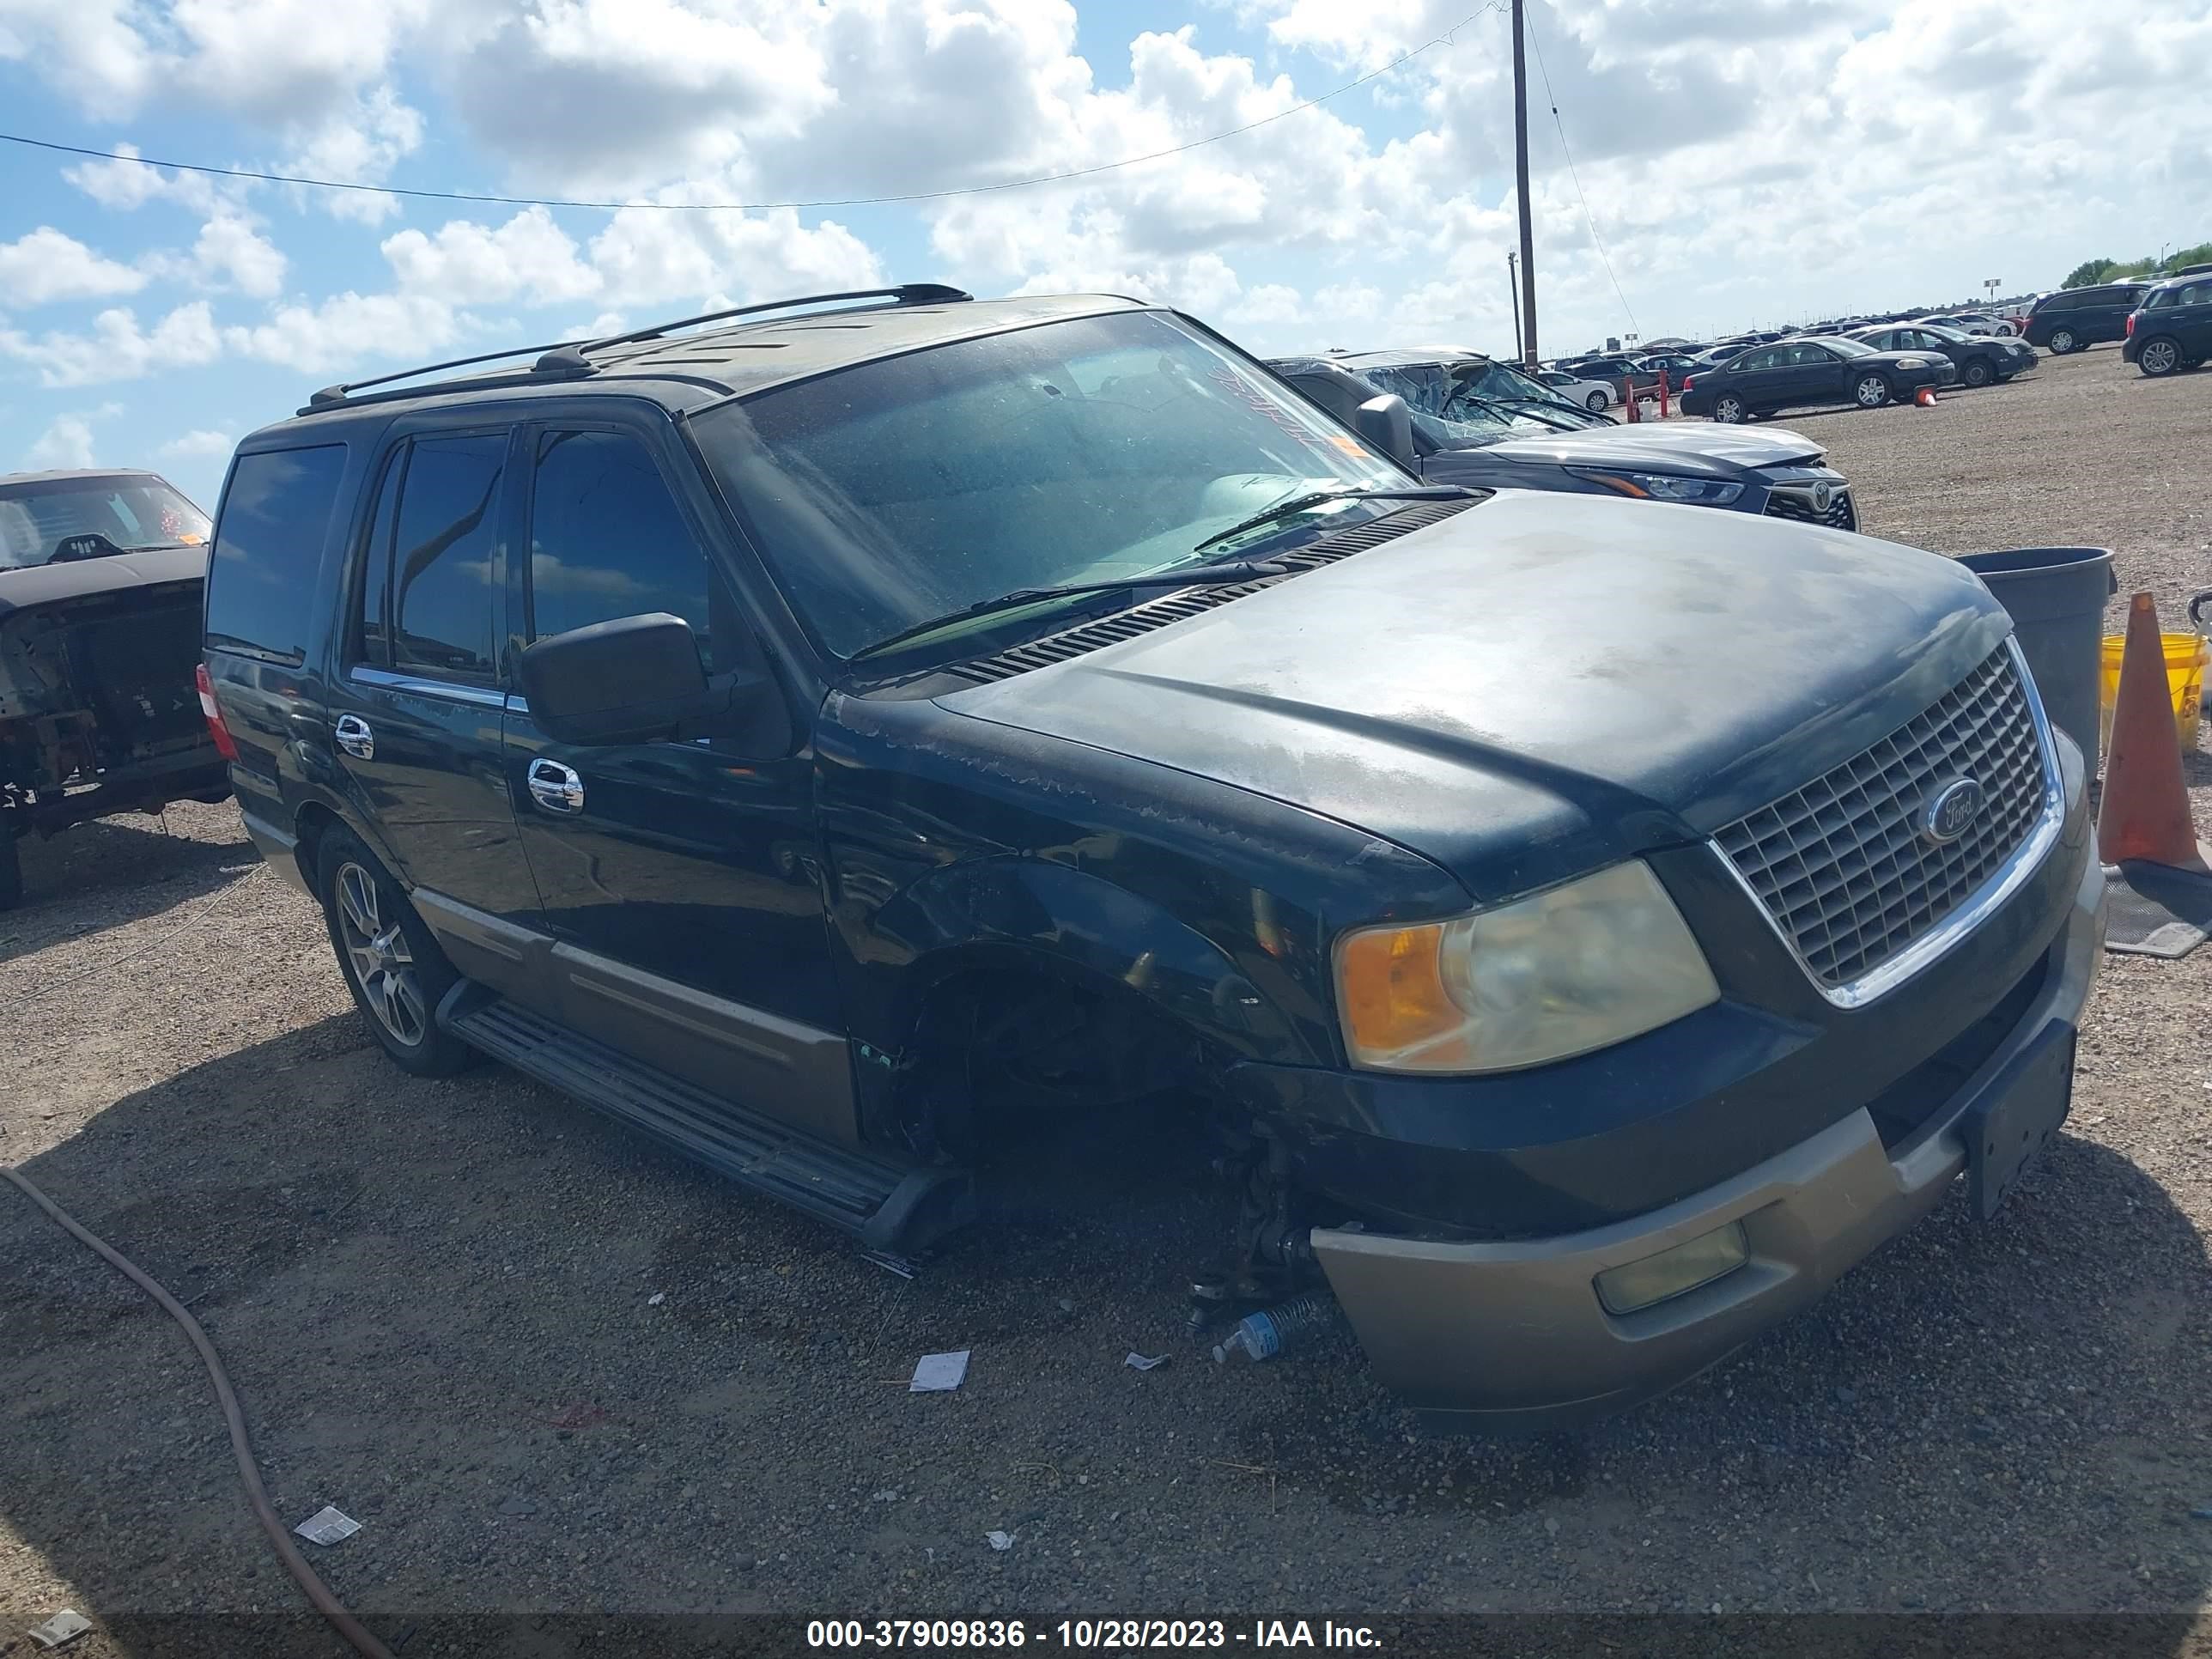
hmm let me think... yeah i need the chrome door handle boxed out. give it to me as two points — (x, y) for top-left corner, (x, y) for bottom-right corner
(333, 714), (374, 760)
(526, 757), (586, 815)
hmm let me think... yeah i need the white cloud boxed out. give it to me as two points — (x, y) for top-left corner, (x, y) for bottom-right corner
(382, 208), (600, 306)
(159, 428), (239, 463)
(586, 198), (883, 307)
(220, 291), (465, 374)
(0, 0), (155, 107)
(21, 403), (125, 470)
(62, 145), (195, 211)
(277, 85), (428, 223)
(0, 228), (148, 306)
(140, 212), (290, 297)
(1, 304), (223, 387)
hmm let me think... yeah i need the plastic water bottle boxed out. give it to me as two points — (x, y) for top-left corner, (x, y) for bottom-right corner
(1211, 1291), (1341, 1364)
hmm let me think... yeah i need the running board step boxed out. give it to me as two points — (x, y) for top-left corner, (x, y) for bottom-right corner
(438, 986), (974, 1255)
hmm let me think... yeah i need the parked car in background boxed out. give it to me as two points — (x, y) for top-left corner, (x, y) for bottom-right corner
(1536, 367), (1618, 411)
(1636, 351), (1707, 389)
(1680, 335), (1956, 422)
(2123, 275), (2212, 377)
(1847, 322), (2036, 388)
(2022, 283), (2152, 354)
(1317, 348), (1606, 426)
(200, 283), (2098, 1429)
(1549, 353), (1632, 381)
(1917, 313), (2015, 337)
(0, 468), (231, 907)
(1270, 350), (1862, 528)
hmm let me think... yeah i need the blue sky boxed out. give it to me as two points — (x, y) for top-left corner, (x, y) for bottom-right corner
(3, 0), (2208, 511)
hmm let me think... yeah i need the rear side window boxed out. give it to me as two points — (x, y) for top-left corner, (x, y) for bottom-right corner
(525, 430), (721, 669)
(390, 434), (504, 681)
(206, 445), (348, 665)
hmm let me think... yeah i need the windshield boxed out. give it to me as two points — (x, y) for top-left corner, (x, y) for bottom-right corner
(1438, 360), (1603, 427)
(693, 310), (1404, 661)
(1344, 361), (1586, 446)
(0, 475), (211, 570)
(1823, 336), (1879, 358)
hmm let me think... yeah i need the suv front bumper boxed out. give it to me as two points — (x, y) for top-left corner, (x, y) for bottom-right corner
(1310, 852), (2105, 1430)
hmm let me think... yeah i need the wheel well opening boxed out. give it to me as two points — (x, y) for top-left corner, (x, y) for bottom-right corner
(891, 961), (1218, 1172)
(293, 802), (340, 890)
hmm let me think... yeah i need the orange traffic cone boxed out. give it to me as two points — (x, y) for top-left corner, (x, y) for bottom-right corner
(2097, 592), (2212, 872)
(1914, 386), (1936, 408)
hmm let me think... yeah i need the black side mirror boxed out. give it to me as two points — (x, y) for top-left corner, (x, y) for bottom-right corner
(1354, 393), (1417, 471)
(516, 612), (714, 746)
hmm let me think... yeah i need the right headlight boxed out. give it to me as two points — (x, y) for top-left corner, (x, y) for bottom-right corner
(1334, 861), (1719, 1074)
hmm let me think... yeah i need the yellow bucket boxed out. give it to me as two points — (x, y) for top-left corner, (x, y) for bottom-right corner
(2098, 632), (2209, 751)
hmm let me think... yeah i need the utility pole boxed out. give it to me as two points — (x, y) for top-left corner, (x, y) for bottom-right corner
(1507, 251), (1522, 362)
(1511, 0), (1539, 368)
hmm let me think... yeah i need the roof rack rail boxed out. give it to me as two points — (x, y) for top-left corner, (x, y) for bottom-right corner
(531, 283), (973, 376)
(307, 337), (586, 409)
(301, 283), (974, 410)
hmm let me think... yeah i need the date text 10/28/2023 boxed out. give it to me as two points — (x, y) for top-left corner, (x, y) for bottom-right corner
(806, 1620), (1383, 1650)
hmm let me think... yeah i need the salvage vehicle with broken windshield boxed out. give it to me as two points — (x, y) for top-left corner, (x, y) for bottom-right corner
(0, 468), (230, 908)
(204, 287), (2101, 1430)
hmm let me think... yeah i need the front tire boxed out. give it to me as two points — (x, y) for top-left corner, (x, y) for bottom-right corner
(2138, 337), (2182, 377)
(1586, 390), (1608, 412)
(317, 826), (477, 1077)
(1962, 359), (1993, 388)
(1712, 393), (1747, 423)
(2049, 327), (2078, 354)
(1855, 373), (1893, 409)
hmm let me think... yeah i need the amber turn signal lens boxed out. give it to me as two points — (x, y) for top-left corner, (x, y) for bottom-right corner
(1335, 921), (1459, 1063)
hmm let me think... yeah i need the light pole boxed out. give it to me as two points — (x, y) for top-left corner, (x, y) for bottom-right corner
(1507, 252), (1522, 362)
(1511, 0), (1539, 367)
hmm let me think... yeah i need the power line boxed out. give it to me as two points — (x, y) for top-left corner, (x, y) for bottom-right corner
(0, 9), (1499, 216)
(1522, 9), (1639, 337)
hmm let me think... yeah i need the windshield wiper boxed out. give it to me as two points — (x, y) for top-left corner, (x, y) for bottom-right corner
(1189, 485), (1472, 556)
(848, 559), (1295, 663)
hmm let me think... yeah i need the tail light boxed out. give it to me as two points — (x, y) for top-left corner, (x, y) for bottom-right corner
(196, 662), (240, 762)
(1681, 374), (1698, 392)
(2125, 313), (2136, 337)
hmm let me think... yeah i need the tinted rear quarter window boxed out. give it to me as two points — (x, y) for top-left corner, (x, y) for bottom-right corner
(206, 445), (349, 665)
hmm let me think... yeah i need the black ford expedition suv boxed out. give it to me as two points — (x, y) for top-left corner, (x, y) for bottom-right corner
(202, 286), (2104, 1428)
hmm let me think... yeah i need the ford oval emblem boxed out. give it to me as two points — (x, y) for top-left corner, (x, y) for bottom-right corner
(1812, 482), (1833, 514)
(1921, 777), (1984, 845)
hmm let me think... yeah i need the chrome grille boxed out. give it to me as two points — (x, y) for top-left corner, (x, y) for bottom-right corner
(1715, 646), (2047, 989)
(1764, 483), (1857, 532)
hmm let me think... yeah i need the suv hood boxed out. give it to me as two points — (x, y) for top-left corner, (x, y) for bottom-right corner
(1480, 423), (1826, 480)
(938, 491), (2008, 903)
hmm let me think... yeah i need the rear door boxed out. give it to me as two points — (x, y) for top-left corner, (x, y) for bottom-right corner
(2173, 282), (2212, 356)
(2087, 286), (2140, 342)
(326, 422), (544, 990)
(497, 413), (851, 1140)
(1772, 343), (1839, 407)
(1724, 347), (1784, 408)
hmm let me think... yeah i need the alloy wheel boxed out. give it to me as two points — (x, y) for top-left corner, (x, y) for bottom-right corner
(1856, 375), (1890, 408)
(336, 861), (428, 1047)
(2140, 340), (2179, 376)
(1715, 395), (1745, 423)
(2051, 329), (2076, 353)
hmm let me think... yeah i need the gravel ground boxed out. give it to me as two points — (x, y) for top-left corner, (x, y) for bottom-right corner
(4, 346), (2211, 1655)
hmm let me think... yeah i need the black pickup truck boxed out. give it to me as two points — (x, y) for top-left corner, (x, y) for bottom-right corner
(0, 469), (231, 907)
(200, 288), (2103, 1428)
